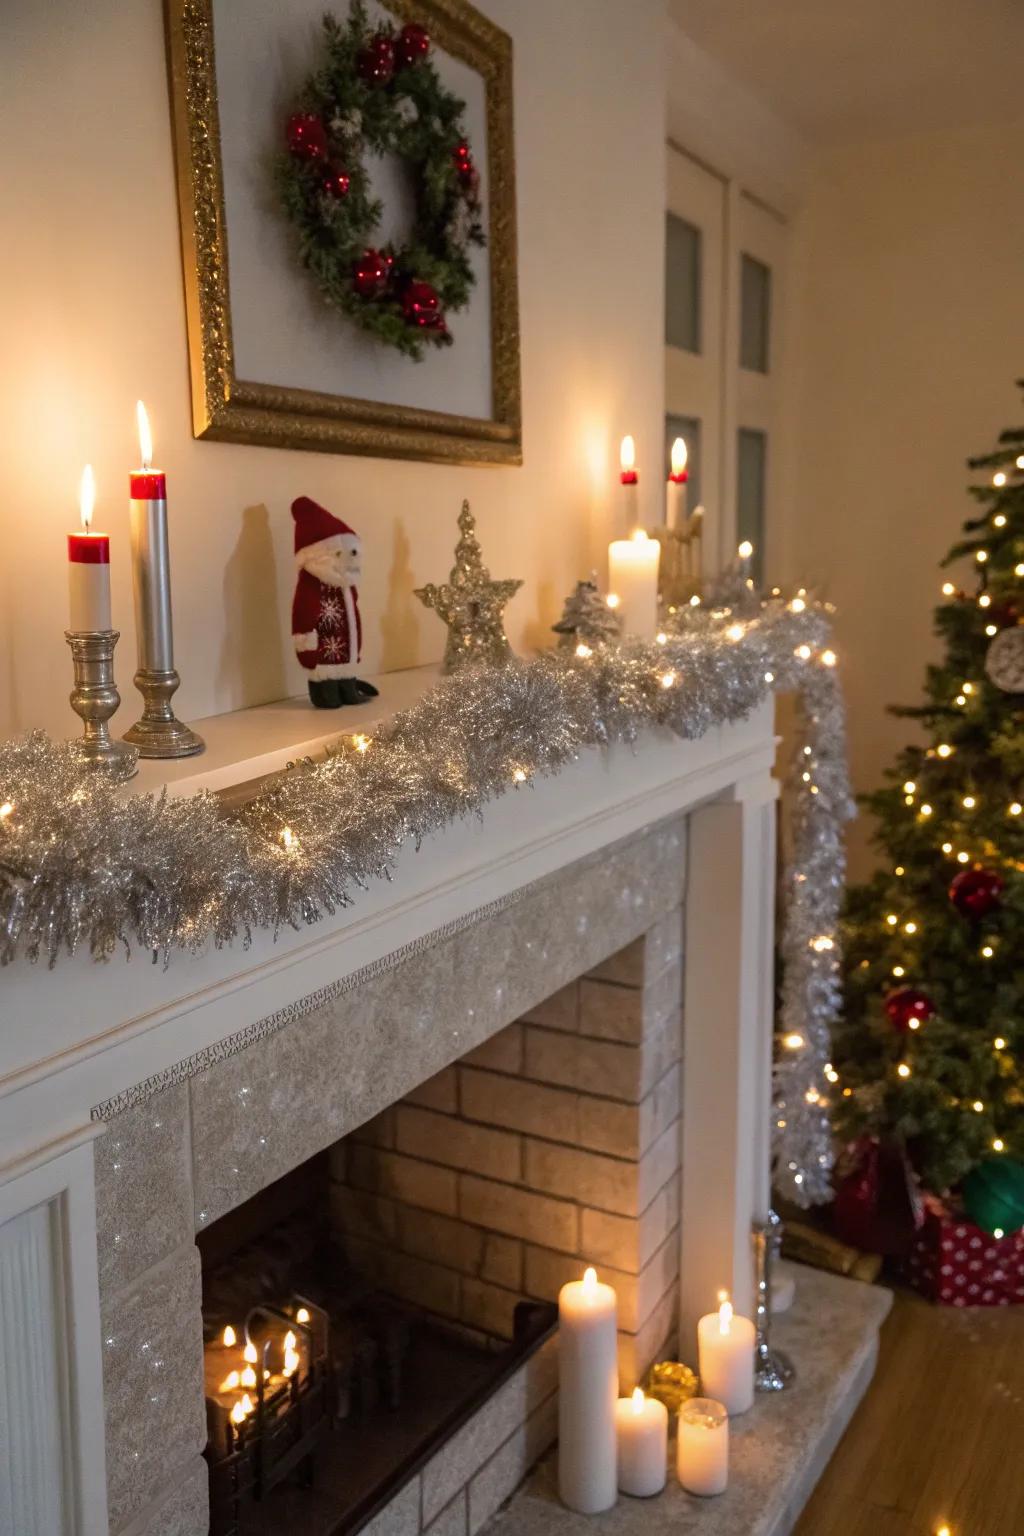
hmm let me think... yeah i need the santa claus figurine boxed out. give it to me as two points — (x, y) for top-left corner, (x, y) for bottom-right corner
(291, 496), (379, 708)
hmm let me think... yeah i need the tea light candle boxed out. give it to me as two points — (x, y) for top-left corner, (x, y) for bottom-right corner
(558, 1266), (618, 1514)
(677, 1397), (729, 1496)
(68, 465), (112, 631)
(615, 1387), (667, 1497)
(666, 437), (688, 531)
(698, 1294), (755, 1416)
(608, 530), (660, 640)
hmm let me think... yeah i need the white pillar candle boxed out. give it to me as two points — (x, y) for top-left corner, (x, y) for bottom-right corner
(737, 539), (754, 583)
(67, 465), (112, 632)
(558, 1266), (618, 1514)
(697, 1294), (755, 1416)
(608, 531), (660, 641)
(666, 436), (688, 531)
(677, 1397), (729, 1497)
(619, 434), (639, 536)
(615, 1387), (667, 1497)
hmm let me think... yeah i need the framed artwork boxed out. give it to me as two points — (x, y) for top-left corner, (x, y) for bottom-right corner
(166, 0), (521, 464)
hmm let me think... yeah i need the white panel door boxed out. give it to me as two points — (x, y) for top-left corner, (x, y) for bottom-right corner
(665, 145), (728, 570)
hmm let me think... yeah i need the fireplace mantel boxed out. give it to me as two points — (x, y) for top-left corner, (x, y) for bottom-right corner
(0, 672), (779, 1536)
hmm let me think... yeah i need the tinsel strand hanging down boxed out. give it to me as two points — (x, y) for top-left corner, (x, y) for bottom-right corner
(0, 599), (852, 1206)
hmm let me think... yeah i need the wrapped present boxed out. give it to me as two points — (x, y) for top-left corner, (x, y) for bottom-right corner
(900, 1194), (1024, 1306)
(832, 1136), (924, 1257)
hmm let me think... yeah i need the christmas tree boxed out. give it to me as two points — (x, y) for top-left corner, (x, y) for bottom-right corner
(836, 392), (1024, 1221)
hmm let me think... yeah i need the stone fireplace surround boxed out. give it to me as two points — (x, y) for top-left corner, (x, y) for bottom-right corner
(94, 818), (688, 1536)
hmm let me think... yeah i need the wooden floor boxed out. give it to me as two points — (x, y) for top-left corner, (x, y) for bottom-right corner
(794, 1287), (1024, 1536)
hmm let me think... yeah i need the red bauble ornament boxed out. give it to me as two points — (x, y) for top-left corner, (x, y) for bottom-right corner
(352, 249), (389, 298)
(402, 280), (442, 327)
(321, 166), (351, 200)
(396, 22), (430, 67)
(286, 113), (328, 161)
(358, 32), (396, 84)
(949, 866), (1006, 919)
(884, 987), (936, 1033)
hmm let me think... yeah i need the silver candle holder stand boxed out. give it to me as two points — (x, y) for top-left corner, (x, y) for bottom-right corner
(123, 666), (204, 759)
(65, 630), (139, 781)
(753, 1208), (795, 1393)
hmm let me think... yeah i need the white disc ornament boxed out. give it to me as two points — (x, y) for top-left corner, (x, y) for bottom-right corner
(984, 625), (1024, 693)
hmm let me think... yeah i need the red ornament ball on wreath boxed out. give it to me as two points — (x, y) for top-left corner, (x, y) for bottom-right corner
(352, 249), (390, 298)
(884, 987), (936, 1034)
(321, 166), (351, 200)
(402, 280), (443, 328)
(358, 32), (396, 85)
(949, 866), (1005, 919)
(396, 23), (430, 67)
(286, 113), (328, 161)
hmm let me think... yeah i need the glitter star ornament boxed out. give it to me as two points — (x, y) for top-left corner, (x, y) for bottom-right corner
(415, 501), (523, 674)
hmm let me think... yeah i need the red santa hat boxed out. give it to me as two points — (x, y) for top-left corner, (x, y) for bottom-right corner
(291, 496), (360, 571)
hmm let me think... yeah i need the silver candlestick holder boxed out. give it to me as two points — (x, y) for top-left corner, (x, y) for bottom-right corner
(65, 631), (139, 781)
(753, 1209), (795, 1393)
(123, 667), (204, 759)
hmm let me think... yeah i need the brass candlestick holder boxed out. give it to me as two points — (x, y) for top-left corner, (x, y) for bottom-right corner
(753, 1209), (795, 1393)
(123, 668), (204, 759)
(65, 631), (139, 781)
(653, 507), (703, 612)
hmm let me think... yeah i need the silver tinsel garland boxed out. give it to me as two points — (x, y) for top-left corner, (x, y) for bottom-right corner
(0, 598), (852, 1206)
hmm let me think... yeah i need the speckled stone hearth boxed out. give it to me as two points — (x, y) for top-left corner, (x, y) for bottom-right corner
(482, 1266), (892, 1536)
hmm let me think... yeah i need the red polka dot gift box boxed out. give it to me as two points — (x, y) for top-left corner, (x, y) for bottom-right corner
(900, 1194), (1024, 1306)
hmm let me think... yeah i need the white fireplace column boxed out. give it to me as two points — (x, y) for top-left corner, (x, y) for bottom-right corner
(678, 771), (778, 1348)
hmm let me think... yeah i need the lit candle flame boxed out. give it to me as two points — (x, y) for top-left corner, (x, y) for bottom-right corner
(296, 1307), (310, 1324)
(737, 540), (753, 560)
(352, 734), (371, 753)
(582, 1266), (598, 1294)
(670, 437), (687, 477)
(631, 1386), (646, 1414)
(79, 465), (96, 531)
(284, 1347), (300, 1377)
(717, 1292), (733, 1334)
(219, 1370), (240, 1392)
(630, 528), (649, 544)
(136, 400), (153, 470)
(619, 435), (636, 475)
(243, 1342), (257, 1365)
(230, 1399), (248, 1425)
(284, 1331), (296, 1352)
(222, 1325), (236, 1348)
(281, 826), (297, 852)
(240, 1365), (257, 1389)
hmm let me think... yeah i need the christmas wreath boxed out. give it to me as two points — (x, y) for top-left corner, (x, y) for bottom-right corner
(275, 3), (486, 359)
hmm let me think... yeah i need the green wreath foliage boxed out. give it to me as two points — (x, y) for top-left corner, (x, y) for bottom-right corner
(275, 2), (486, 360)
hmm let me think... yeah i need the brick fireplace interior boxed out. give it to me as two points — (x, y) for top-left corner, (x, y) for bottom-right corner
(196, 916), (684, 1536)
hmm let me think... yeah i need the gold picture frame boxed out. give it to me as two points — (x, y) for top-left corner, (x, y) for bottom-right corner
(166, 0), (521, 465)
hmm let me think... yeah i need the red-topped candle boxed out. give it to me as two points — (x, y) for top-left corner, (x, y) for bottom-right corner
(619, 434), (639, 536)
(666, 435), (688, 531)
(129, 402), (174, 672)
(68, 465), (112, 631)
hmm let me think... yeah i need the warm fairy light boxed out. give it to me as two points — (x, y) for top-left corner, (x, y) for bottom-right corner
(904, 921), (918, 934)
(973, 1100), (985, 1112)
(936, 743), (953, 758)
(935, 1524), (952, 1536)
(962, 795), (976, 809)
(986, 623), (998, 636)
(575, 642), (593, 658)
(820, 648), (837, 667)
(903, 780), (916, 794)
(804, 772), (813, 783)
(993, 472), (1007, 487)
(220, 1370), (240, 1392)
(79, 465), (96, 531)
(726, 623), (745, 641)
(811, 935), (834, 952)
(240, 1364), (257, 1389)
(764, 670), (774, 683)
(904, 794), (914, 806)
(825, 1066), (839, 1084)
(790, 596), (806, 613)
(243, 1342), (257, 1364)
(296, 1307), (310, 1324)
(805, 1087), (821, 1104)
(842, 1086), (853, 1097)
(979, 593), (992, 608)
(655, 632), (667, 645)
(957, 851), (970, 863)
(222, 1325), (237, 1348)
(994, 1228), (1005, 1240)
(919, 804), (933, 817)
(897, 1062), (911, 1078)
(670, 437), (687, 476)
(895, 865), (905, 875)
(690, 594), (701, 607)
(631, 1386), (646, 1414)
(886, 913), (898, 926)
(942, 842), (953, 854)
(352, 733), (371, 752)
(976, 549), (989, 563)
(0, 802), (14, 823)
(955, 694), (966, 706)
(784, 1032), (804, 1049)
(941, 582), (955, 596)
(994, 513), (1007, 527)
(737, 540), (754, 561)
(1016, 564), (1024, 577)
(893, 965), (905, 977)
(994, 1037), (1007, 1050)
(660, 671), (677, 689)
(1010, 802), (1022, 816)
(136, 400), (153, 469)
(582, 1266), (598, 1294)
(717, 1293), (733, 1334)
(962, 682), (974, 694)
(1018, 455), (1024, 469)
(795, 644), (812, 660)
(993, 1138), (1006, 1152)
(982, 945), (994, 959)
(512, 767), (527, 783)
(281, 825), (298, 852)
(619, 435), (636, 475)
(605, 593), (620, 610)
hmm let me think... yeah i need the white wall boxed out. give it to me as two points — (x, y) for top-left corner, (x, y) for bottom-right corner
(0, 0), (667, 740)
(788, 117), (1024, 874)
